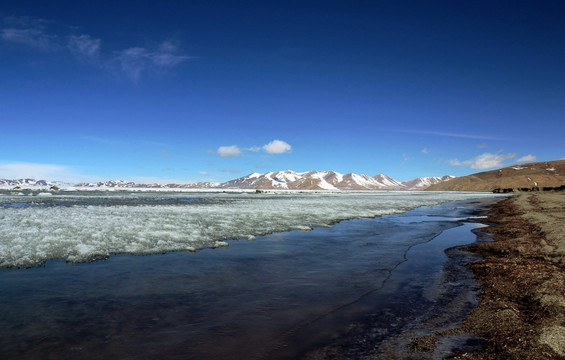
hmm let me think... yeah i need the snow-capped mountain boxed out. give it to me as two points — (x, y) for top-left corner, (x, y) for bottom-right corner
(374, 174), (404, 188)
(75, 180), (136, 188)
(220, 170), (340, 190)
(74, 180), (220, 189)
(219, 170), (454, 191)
(1, 172), (454, 191)
(0, 178), (70, 188)
(400, 175), (456, 190)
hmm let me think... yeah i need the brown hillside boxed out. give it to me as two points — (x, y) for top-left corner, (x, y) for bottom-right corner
(426, 159), (565, 192)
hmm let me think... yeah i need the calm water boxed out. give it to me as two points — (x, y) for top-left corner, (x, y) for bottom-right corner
(0, 198), (491, 359)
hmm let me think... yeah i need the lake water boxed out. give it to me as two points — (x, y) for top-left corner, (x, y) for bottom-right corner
(0, 190), (500, 359)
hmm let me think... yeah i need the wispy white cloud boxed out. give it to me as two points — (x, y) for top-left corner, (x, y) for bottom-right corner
(111, 41), (193, 83)
(1, 27), (55, 50)
(199, 171), (212, 176)
(1, 16), (57, 50)
(244, 146), (261, 152)
(400, 154), (410, 166)
(263, 140), (292, 154)
(516, 154), (537, 163)
(217, 145), (242, 157)
(393, 129), (509, 141)
(221, 169), (240, 173)
(450, 152), (516, 170)
(1, 16), (192, 82)
(68, 34), (101, 61)
(421, 148), (430, 154)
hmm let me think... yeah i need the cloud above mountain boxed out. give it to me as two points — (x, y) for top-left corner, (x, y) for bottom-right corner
(217, 145), (242, 157)
(517, 154), (537, 163)
(214, 140), (292, 157)
(393, 129), (510, 141)
(68, 34), (101, 61)
(263, 140), (291, 154)
(0, 16), (55, 50)
(112, 41), (192, 82)
(450, 152), (517, 169)
(1, 15), (192, 82)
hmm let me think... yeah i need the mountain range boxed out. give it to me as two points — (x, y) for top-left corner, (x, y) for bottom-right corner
(0, 171), (455, 191)
(426, 160), (565, 192)
(217, 170), (454, 190)
(4, 160), (564, 192)
(0, 178), (70, 188)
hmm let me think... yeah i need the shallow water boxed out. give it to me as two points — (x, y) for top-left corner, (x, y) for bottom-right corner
(0, 198), (489, 359)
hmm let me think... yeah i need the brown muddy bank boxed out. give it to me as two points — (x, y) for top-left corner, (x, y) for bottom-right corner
(452, 193), (565, 359)
(307, 193), (565, 359)
(398, 193), (565, 359)
(303, 201), (497, 359)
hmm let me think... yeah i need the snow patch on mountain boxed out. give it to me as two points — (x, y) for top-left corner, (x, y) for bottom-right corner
(400, 175), (456, 190)
(373, 174), (404, 188)
(0, 179), (71, 188)
(219, 171), (455, 191)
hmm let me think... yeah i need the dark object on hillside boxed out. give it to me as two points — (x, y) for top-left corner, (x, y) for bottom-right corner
(493, 185), (565, 193)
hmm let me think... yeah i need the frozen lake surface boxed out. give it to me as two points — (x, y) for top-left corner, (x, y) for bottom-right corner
(0, 191), (501, 358)
(0, 190), (498, 267)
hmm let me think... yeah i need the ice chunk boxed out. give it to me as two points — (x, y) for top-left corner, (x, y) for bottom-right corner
(0, 191), (503, 267)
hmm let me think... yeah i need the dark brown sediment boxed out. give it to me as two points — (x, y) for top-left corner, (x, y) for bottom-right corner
(303, 201), (496, 359)
(449, 193), (565, 359)
(379, 193), (565, 359)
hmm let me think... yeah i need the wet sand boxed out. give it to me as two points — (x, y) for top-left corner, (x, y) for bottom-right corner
(372, 192), (565, 359)
(453, 192), (565, 359)
(307, 193), (565, 359)
(304, 202), (494, 359)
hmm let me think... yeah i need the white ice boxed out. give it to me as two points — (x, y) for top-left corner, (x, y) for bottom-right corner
(0, 191), (502, 267)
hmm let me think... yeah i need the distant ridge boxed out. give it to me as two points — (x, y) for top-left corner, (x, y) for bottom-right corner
(218, 170), (455, 191)
(0, 178), (70, 188)
(1, 171), (455, 191)
(426, 160), (565, 192)
(74, 180), (219, 189)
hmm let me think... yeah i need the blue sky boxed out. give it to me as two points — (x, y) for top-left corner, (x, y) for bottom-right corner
(1, 1), (564, 183)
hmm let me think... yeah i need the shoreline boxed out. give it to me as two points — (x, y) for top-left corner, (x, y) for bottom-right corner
(302, 199), (498, 359)
(0, 198), (495, 359)
(454, 193), (565, 359)
(367, 193), (565, 359)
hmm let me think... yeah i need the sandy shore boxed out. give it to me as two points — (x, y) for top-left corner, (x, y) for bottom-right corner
(407, 192), (565, 359)
(451, 192), (565, 359)
(306, 193), (565, 359)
